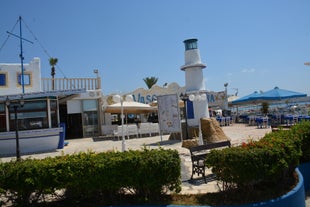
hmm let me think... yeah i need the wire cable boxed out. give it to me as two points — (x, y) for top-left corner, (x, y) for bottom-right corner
(0, 18), (19, 54)
(21, 18), (67, 78)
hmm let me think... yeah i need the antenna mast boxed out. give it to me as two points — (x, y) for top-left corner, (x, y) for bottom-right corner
(7, 16), (33, 94)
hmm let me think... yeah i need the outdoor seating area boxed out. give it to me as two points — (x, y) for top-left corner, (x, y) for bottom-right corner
(231, 86), (310, 129)
(245, 115), (269, 128)
(255, 116), (269, 128)
(283, 115), (310, 125)
(102, 123), (160, 139)
(216, 116), (232, 126)
(236, 113), (310, 130)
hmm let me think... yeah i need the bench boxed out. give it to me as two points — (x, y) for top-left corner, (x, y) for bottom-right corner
(189, 140), (231, 183)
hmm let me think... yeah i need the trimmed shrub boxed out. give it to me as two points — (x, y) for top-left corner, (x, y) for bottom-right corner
(205, 126), (302, 188)
(0, 148), (181, 205)
(291, 121), (310, 163)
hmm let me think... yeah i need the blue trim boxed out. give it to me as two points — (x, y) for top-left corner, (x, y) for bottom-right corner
(187, 100), (194, 119)
(0, 74), (6, 86)
(298, 162), (310, 192)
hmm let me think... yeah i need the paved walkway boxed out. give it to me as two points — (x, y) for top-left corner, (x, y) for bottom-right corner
(1, 124), (309, 206)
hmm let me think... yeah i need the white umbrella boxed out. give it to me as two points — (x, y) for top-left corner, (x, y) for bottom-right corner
(103, 101), (157, 114)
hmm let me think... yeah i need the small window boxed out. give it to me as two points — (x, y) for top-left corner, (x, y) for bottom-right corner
(17, 73), (31, 85)
(0, 73), (7, 86)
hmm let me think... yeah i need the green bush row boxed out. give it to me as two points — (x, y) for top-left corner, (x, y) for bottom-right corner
(0, 148), (181, 205)
(291, 120), (310, 162)
(205, 121), (310, 188)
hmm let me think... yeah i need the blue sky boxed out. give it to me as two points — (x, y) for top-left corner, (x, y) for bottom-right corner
(1, 0), (309, 97)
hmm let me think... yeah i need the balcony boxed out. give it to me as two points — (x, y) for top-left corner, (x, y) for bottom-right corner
(41, 77), (101, 91)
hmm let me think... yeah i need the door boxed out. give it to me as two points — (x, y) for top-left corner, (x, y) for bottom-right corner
(66, 113), (83, 139)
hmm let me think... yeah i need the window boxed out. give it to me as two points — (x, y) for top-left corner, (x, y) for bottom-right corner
(7, 100), (49, 131)
(184, 39), (198, 51)
(50, 100), (58, 128)
(17, 73), (31, 86)
(82, 99), (98, 111)
(82, 100), (99, 137)
(0, 73), (7, 87)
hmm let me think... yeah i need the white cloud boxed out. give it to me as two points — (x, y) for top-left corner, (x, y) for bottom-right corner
(241, 68), (256, 73)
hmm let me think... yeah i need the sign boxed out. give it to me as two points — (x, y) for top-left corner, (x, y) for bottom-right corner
(157, 94), (181, 133)
(130, 83), (227, 108)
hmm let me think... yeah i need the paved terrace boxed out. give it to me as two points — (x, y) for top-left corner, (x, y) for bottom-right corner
(0, 124), (272, 194)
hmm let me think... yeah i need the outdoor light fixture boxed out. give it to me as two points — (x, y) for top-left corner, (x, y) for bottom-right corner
(112, 94), (133, 152)
(6, 95), (24, 160)
(93, 69), (99, 89)
(187, 92), (207, 145)
(188, 93), (207, 102)
(179, 93), (189, 139)
(224, 83), (229, 110)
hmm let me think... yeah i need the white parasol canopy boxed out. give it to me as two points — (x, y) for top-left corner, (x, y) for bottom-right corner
(103, 101), (157, 114)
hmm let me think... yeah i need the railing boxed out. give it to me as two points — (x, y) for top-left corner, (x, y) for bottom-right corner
(41, 78), (101, 91)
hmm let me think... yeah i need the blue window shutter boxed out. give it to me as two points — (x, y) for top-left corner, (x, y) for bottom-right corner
(18, 74), (22, 85)
(0, 74), (6, 86)
(186, 100), (194, 119)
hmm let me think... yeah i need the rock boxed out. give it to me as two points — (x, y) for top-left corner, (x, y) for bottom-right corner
(182, 139), (199, 149)
(200, 117), (230, 143)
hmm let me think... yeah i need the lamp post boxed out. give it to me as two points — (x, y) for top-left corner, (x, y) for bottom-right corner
(224, 83), (229, 110)
(112, 94), (133, 152)
(93, 69), (99, 89)
(6, 96), (24, 160)
(179, 93), (189, 139)
(188, 92), (207, 145)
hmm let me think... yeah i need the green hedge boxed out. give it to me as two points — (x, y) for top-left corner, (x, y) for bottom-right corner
(0, 148), (181, 205)
(291, 121), (310, 163)
(205, 122), (306, 188)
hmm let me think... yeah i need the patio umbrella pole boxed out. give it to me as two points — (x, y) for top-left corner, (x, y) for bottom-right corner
(121, 100), (126, 152)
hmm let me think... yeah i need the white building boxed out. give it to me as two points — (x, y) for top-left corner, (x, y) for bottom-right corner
(0, 57), (41, 95)
(0, 58), (102, 139)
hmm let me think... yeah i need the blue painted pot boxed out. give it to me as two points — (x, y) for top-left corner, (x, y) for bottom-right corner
(214, 168), (306, 207)
(298, 162), (310, 192)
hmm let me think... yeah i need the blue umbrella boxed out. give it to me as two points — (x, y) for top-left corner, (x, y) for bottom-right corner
(231, 91), (261, 104)
(253, 87), (307, 101)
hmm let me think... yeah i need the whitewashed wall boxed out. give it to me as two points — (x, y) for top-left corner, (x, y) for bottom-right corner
(0, 57), (41, 95)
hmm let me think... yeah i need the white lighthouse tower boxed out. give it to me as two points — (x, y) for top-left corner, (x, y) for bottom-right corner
(180, 38), (210, 126)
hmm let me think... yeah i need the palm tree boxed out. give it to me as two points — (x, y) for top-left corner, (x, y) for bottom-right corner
(49, 58), (58, 90)
(143, 76), (158, 89)
(261, 102), (269, 116)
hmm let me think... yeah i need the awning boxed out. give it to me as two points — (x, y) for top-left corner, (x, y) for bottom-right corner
(103, 101), (157, 114)
(231, 87), (307, 105)
(0, 89), (86, 102)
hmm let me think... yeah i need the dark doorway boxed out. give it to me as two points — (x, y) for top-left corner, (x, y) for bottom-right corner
(59, 104), (83, 139)
(66, 113), (83, 139)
